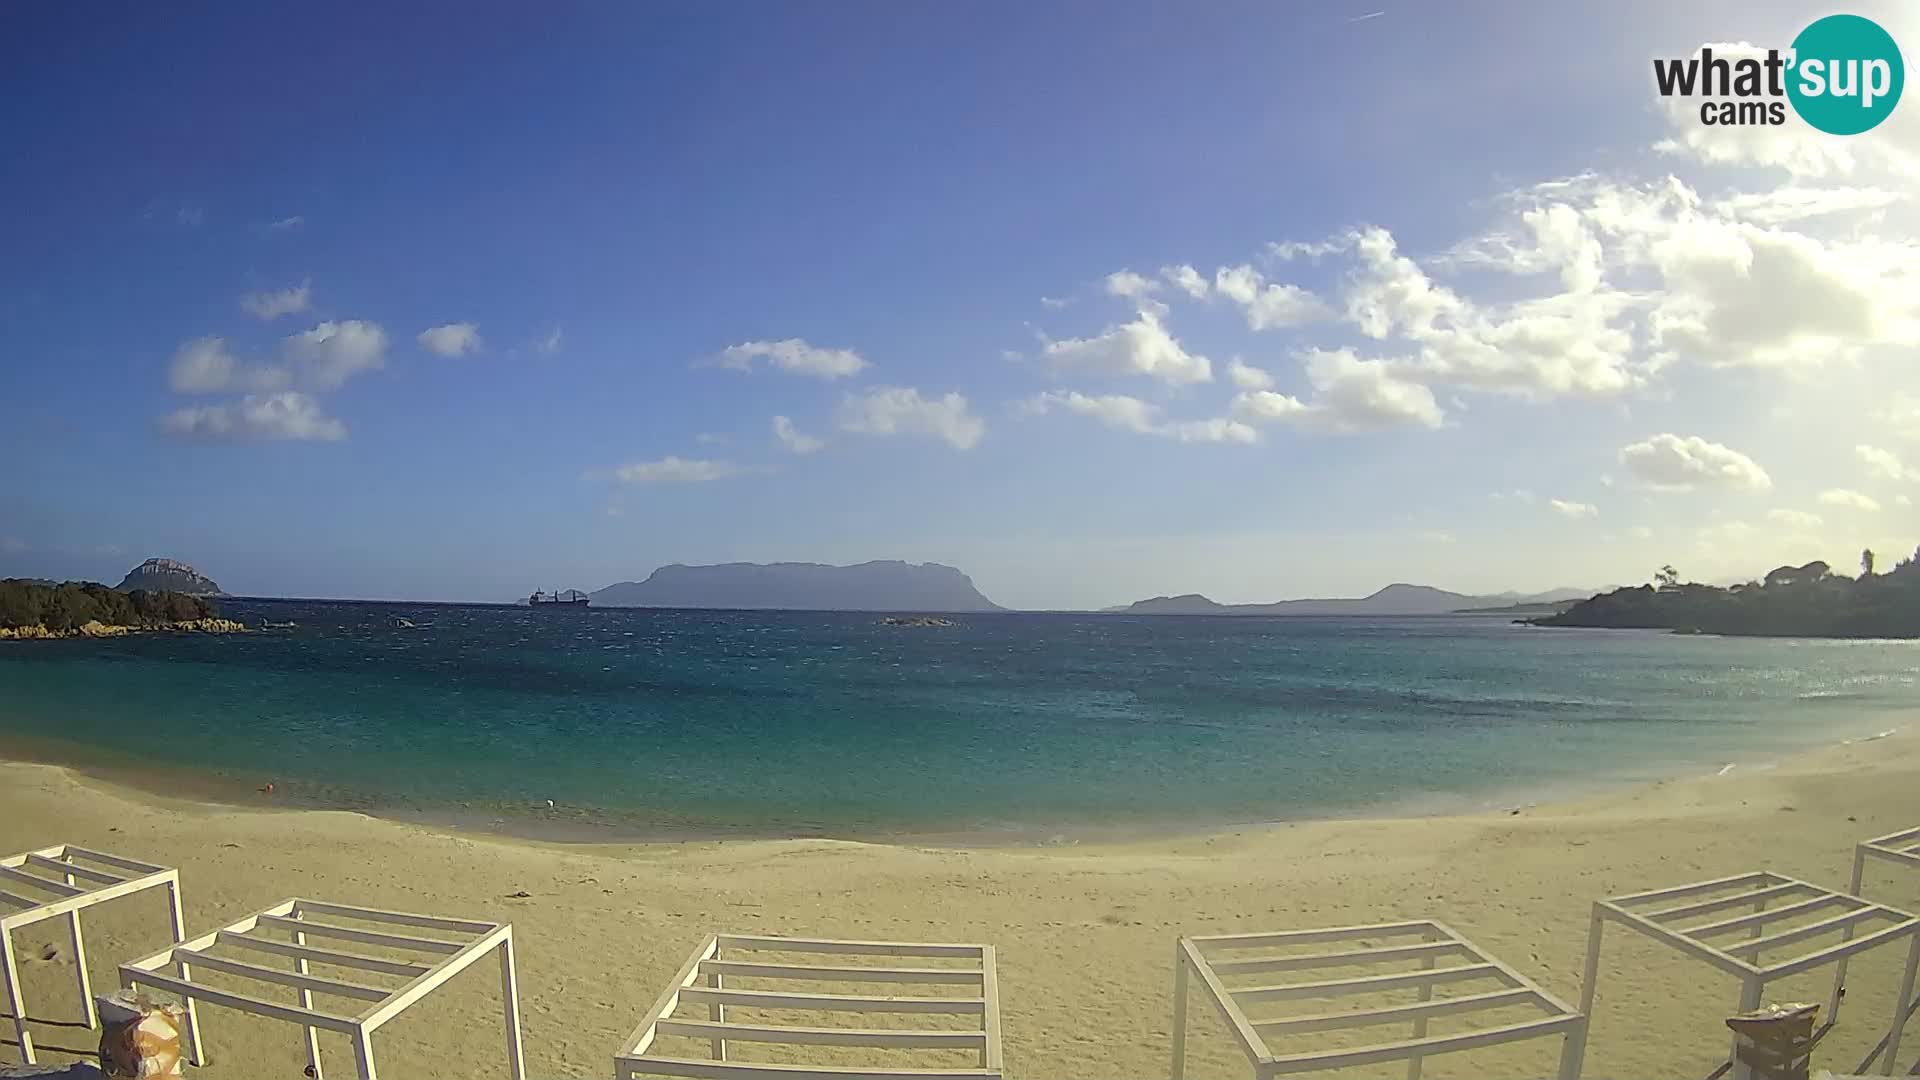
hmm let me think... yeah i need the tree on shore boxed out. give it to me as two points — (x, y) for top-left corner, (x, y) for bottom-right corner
(1862, 548), (1876, 577)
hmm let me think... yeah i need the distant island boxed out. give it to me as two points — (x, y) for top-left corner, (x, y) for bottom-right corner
(117, 557), (224, 595)
(1114, 583), (1593, 617)
(0, 578), (244, 639)
(1531, 552), (1920, 638)
(591, 561), (1006, 612)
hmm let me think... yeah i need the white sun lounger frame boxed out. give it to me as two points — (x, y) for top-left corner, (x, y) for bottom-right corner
(1830, 826), (1920, 1029)
(1170, 919), (1586, 1080)
(1574, 870), (1920, 1080)
(120, 897), (525, 1080)
(0, 844), (189, 1066)
(615, 933), (1003, 1080)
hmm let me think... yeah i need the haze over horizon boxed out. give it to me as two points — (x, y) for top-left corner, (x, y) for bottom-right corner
(5, 2), (1920, 609)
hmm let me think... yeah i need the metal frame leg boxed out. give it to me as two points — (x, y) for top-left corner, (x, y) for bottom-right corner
(352, 1025), (378, 1080)
(293, 912), (324, 1080)
(1170, 941), (1189, 1080)
(165, 880), (206, 1066)
(1565, 910), (1604, 1080)
(1830, 845), (1869, 1025)
(1881, 934), (1920, 1076)
(59, 858), (97, 1031)
(1730, 977), (1764, 1080)
(499, 934), (526, 1080)
(1407, 933), (1437, 1080)
(1556, 1015), (1590, 1080)
(2, 928), (34, 1065)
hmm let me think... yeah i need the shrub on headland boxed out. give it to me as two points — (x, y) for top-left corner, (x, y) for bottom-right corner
(0, 578), (221, 633)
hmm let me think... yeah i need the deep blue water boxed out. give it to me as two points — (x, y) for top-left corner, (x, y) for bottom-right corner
(0, 600), (1914, 838)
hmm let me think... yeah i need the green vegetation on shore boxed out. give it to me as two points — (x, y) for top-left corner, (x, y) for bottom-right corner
(0, 578), (218, 633)
(1530, 549), (1920, 637)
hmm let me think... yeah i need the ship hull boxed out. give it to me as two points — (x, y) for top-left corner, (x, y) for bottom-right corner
(529, 598), (589, 607)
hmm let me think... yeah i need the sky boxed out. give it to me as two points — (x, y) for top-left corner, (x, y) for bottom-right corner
(3, 2), (1919, 610)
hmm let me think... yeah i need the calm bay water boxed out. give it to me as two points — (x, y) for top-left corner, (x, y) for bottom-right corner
(0, 599), (1913, 839)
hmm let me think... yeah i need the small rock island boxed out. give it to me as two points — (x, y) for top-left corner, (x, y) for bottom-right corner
(1529, 552), (1920, 638)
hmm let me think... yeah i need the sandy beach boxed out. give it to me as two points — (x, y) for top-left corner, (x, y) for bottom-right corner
(2, 728), (1918, 1080)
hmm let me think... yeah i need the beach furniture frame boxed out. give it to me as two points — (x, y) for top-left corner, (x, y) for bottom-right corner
(1170, 920), (1586, 1080)
(1830, 826), (1920, 1029)
(120, 898), (524, 1080)
(615, 933), (1003, 1080)
(0, 844), (189, 1066)
(1575, 871), (1920, 1079)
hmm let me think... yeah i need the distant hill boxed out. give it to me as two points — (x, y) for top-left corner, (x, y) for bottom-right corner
(1116, 584), (1593, 616)
(591, 561), (1005, 612)
(117, 557), (223, 596)
(1532, 556), (1920, 637)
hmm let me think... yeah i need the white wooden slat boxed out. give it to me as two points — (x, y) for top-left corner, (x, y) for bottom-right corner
(176, 950), (391, 1002)
(622, 934), (717, 1058)
(122, 967), (359, 1033)
(1609, 871), (1777, 906)
(1867, 825), (1920, 847)
(1724, 908), (1887, 957)
(617, 1058), (995, 1080)
(1231, 962), (1502, 1004)
(1646, 882), (1810, 923)
(217, 931), (433, 977)
(979, 944), (1001, 1073)
(357, 924), (509, 1028)
(1596, 902), (1757, 978)
(0, 865), (80, 896)
(656, 1019), (985, 1049)
(256, 913), (464, 954)
(1179, 938), (1268, 1065)
(0, 889), (34, 909)
(1208, 940), (1471, 976)
(1261, 1014), (1584, 1074)
(24, 853), (125, 885)
(1766, 919), (1920, 979)
(678, 986), (985, 1014)
(58, 846), (169, 875)
(1249, 987), (1541, 1035)
(1687, 893), (1855, 938)
(293, 898), (496, 935)
(698, 960), (982, 985)
(716, 935), (985, 959)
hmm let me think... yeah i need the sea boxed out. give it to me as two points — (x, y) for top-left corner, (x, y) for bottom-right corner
(0, 599), (1913, 842)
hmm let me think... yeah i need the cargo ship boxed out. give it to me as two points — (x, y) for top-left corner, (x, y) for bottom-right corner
(528, 589), (590, 607)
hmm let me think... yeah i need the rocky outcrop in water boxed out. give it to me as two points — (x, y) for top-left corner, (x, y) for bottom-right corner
(116, 558), (223, 595)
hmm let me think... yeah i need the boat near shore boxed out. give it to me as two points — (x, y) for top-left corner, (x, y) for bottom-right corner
(528, 589), (589, 608)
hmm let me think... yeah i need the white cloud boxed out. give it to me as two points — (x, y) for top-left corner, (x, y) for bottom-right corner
(1160, 264), (1209, 299)
(1619, 433), (1771, 493)
(418, 323), (482, 357)
(615, 457), (741, 485)
(1104, 270), (1159, 300)
(1234, 348), (1443, 434)
(288, 320), (388, 389)
(1855, 445), (1907, 482)
(1550, 498), (1598, 519)
(536, 327), (564, 355)
(158, 392), (346, 442)
(1818, 488), (1882, 512)
(169, 337), (247, 393)
(1268, 237), (1348, 261)
(838, 386), (984, 449)
(1226, 358), (1274, 391)
(264, 215), (304, 232)
(1768, 508), (1824, 529)
(241, 281), (311, 321)
(1213, 264), (1329, 330)
(1039, 296), (1071, 310)
(1714, 186), (1906, 225)
(1041, 310), (1211, 384)
(1023, 391), (1255, 444)
(719, 338), (868, 379)
(772, 415), (824, 455)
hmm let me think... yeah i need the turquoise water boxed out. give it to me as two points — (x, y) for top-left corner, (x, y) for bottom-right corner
(0, 600), (1913, 838)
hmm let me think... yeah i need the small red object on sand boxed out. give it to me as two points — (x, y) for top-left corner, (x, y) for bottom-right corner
(260, 782), (274, 794)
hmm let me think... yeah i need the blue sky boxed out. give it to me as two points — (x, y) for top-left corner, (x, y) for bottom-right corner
(4, 2), (1919, 608)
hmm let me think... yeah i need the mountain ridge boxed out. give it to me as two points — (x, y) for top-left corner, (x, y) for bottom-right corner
(591, 560), (1005, 612)
(1114, 583), (1594, 616)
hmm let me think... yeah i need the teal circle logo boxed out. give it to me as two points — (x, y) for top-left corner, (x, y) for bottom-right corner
(1787, 14), (1904, 134)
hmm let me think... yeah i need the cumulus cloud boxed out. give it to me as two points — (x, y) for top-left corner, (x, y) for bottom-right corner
(1213, 264), (1329, 330)
(838, 386), (984, 449)
(169, 338), (256, 393)
(290, 320), (389, 389)
(1855, 445), (1908, 482)
(1767, 508), (1824, 529)
(772, 415), (824, 455)
(1550, 498), (1598, 519)
(1041, 311), (1211, 384)
(158, 392), (346, 442)
(615, 457), (742, 484)
(1226, 358), (1274, 391)
(1818, 488), (1881, 512)
(418, 323), (482, 357)
(1023, 391), (1255, 444)
(1104, 270), (1159, 300)
(241, 281), (311, 321)
(719, 338), (868, 378)
(1619, 433), (1771, 493)
(1160, 265), (1209, 299)
(169, 321), (387, 395)
(1233, 348), (1443, 434)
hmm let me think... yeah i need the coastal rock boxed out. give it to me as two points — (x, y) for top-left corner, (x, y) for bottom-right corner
(0, 617), (247, 641)
(115, 558), (223, 596)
